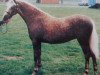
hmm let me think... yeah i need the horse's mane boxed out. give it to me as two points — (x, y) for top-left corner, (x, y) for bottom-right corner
(15, 0), (53, 17)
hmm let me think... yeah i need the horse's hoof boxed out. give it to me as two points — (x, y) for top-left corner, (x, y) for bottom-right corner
(32, 67), (41, 75)
(83, 74), (86, 75)
(34, 67), (40, 73)
(83, 73), (88, 75)
(32, 71), (36, 75)
(94, 72), (97, 75)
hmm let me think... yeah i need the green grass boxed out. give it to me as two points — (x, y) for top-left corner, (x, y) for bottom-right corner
(0, 4), (100, 75)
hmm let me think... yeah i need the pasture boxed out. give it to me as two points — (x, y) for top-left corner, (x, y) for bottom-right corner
(0, 4), (100, 75)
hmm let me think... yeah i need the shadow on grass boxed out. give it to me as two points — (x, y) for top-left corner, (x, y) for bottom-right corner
(36, 70), (44, 75)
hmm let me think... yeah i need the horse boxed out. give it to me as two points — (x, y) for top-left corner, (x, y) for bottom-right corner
(0, 0), (99, 75)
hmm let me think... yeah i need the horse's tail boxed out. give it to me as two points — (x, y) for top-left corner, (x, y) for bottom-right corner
(90, 20), (99, 59)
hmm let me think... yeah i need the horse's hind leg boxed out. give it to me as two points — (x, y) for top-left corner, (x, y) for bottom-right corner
(78, 39), (91, 75)
(78, 39), (98, 75)
(91, 52), (98, 75)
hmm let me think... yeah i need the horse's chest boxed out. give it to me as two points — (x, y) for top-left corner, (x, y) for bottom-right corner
(28, 25), (44, 40)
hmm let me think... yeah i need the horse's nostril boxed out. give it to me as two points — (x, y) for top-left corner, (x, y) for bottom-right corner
(0, 21), (4, 26)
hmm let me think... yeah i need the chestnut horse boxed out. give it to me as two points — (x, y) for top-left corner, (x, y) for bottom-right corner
(0, 0), (99, 75)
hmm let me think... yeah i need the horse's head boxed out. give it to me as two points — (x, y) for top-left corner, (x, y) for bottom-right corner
(0, 0), (19, 26)
(0, 0), (44, 26)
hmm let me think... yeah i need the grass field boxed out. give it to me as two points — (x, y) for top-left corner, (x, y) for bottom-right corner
(0, 4), (100, 75)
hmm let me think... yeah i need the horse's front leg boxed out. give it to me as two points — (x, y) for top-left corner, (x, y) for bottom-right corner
(32, 41), (41, 73)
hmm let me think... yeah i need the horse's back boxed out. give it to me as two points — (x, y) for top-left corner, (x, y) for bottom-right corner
(42, 15), (93, 43)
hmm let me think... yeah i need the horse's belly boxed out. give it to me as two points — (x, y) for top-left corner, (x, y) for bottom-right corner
(42, 34), (75, 44)
(43, 39), (74, 44)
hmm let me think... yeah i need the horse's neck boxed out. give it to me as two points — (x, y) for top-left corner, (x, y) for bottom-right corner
(18, 2), (51, 25)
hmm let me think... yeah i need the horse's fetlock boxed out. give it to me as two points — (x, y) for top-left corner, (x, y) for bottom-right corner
(94, 67), (98, 72)
(84, 68), (89, 75)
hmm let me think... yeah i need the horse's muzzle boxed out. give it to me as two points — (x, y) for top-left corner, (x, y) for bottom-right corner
(0, 21), (4, 26)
